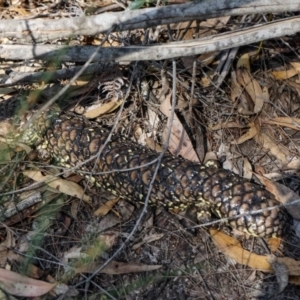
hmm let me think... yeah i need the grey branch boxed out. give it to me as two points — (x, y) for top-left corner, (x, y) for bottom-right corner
(1, 16), (299, 63)
(0, 0), (299, 42)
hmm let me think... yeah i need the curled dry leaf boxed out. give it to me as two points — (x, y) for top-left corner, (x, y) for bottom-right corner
(236, 54), (267, 114)
(263, 117), (300, 131)
(236, 94), (255, 115)
(236, 68), (265, 114)
(210, 229), (300, 279)
(271, 68), (298, 80)
(83, 98), (123, 119)
(231, 122), (257, 144)
(23, 170), (91, 204)
(159, 94), (199, 162)
(210, 229), (272, 272)
(0, 268), (55, 297)
(271, 62), (300, 80)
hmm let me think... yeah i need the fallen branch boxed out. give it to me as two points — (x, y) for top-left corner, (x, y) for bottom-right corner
(1, 62), (118, 86)
(0, 0), (299, 42)
(1, 16), (299, 63)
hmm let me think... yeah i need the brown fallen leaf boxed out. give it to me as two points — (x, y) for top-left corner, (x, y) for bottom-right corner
(290, 62), (300, 72)
(210, 229), (272, 272)
(286, 158), (300, 170)
(94, 197), (120, 217)
(75, 260), (162, 274)
(255, 173), (300, 219)
(271, 68), (298, 80)
(254, 132), (289, 165)
(231, 122), (257, 144)
(198, 51), (217, 67)
(243, 157), (253, 180)
(160, 94), (199, 162)
(181, 16), (229, 74)
(211, 229), (300, 278)
(98, 200), (134, 232)
(132, 233), (164, 250)
(271, 62), (300, 80)
(145, 137), (163, 152)
(0, 268), (55, 297)
(237, 68), (265, 114)
(211, 121), (246, 130)
(263, 117), (300, 131)
(23, 171), (91, 204)
(83, 98), (123, 119)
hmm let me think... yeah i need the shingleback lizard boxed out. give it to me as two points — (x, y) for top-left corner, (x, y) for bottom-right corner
(12, 105), (289, 238)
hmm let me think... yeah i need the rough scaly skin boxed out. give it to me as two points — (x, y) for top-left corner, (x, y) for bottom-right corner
(21, 107), (288, 238)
